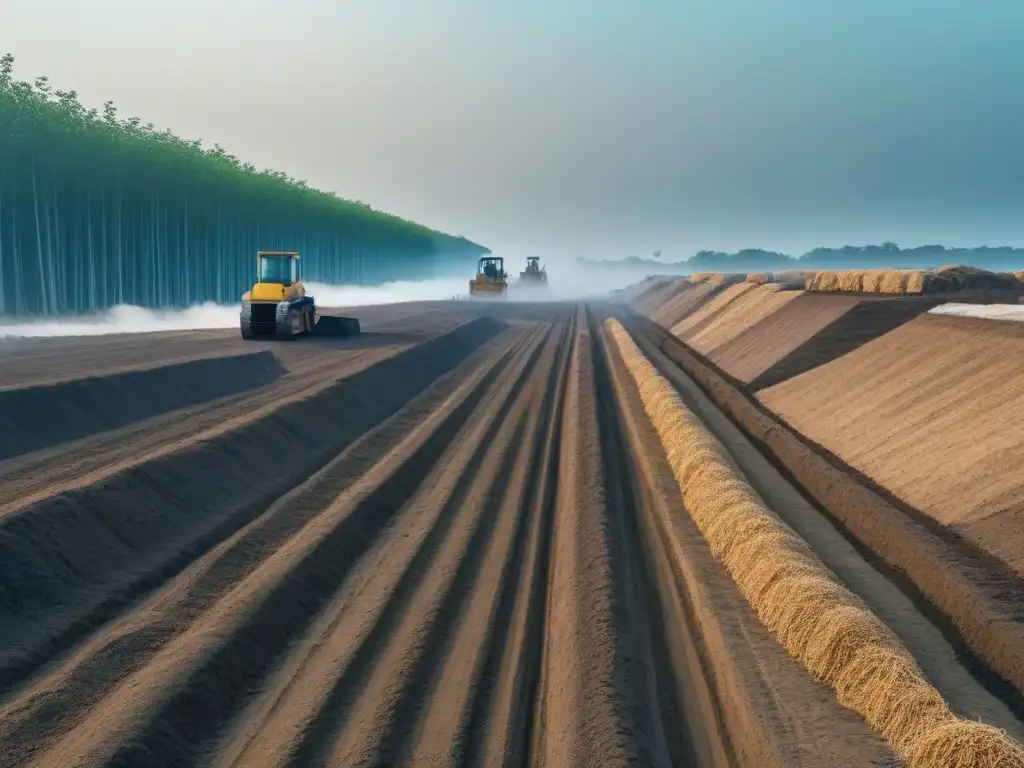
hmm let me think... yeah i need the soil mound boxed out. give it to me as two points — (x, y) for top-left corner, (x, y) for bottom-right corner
(688, 284), (804, 356)
(0, 316), (506, 690)
(711, 293), (860, 384)
(751, 296), (942, 390)
(609, 317), (1024, 765)
(806, 265), (1024, 295)
(647, 278), (725, 328)
(0, 352), (285, 461)
(619, 275), (666, 304)
(630, 277), (688, 315)
(671, 282), (759, 339)
(759, 313), (1024, 575)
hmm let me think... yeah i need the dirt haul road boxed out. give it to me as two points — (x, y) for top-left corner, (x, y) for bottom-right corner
(0, 301), (1020, 767)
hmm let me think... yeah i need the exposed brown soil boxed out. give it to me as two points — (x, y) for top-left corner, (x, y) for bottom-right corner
(627, 271), (1020, 395)
(710, 292), (861, 383)
(632, 277), (691, 316)
(686, 284), (802, 356)
(759, 313), (1024, 577)
(648, 279), (728, 329)
(0, 300), (1021, 766)
(618, 308), (1024, 723)
(671, 282), (758, 339)
(0, 352), (286, 460)
(750, 295), (943, 390)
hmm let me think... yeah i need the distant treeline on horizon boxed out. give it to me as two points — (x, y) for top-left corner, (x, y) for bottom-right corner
(0, 54), (488, 318)
(580, 243), (1024, 274)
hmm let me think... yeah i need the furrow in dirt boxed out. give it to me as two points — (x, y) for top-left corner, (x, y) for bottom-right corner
(0, 322), (536, 767)
(13, 320), (554, 768)
(0, 346), (394, 515)
(7, 298), (1018, 767)
(0, 317), (507, 697)
(0, 352), (286, 461)
(610, 307), (1024, 745)
(269, 322), (558, 768)
(459, 315), (572, 768)
(536, 305), (669, 767)
(596, 313), (899, 767)
(399, 320), (573, 767)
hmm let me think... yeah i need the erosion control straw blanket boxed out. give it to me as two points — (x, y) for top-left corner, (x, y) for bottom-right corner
(604, 317), (1024, 768)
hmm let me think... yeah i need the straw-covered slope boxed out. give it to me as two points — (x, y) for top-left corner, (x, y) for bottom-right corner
(805, 265), (1024, 295)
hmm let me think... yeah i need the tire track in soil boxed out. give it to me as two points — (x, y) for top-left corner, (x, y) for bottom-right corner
(587, 309), (702, 768)
(535, 305), (672, 768)
(0, 323), (538, 766)
(598, 313), (899, 768)
(0, 306), (466, 512)
(8, 318), (561, 768)
(0, 301), (917, 768)
(458, 312), (572, 768)
(220, 320), (563, 768)
(0, 318), (505, 701)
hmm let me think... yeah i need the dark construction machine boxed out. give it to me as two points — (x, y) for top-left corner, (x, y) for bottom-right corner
(468, 256), (508, 298)
(518, 256), (548, 288)
(240, 251), (360, 339)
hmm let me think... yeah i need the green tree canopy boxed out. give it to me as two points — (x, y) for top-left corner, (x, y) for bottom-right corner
(0, 54), (489, 316)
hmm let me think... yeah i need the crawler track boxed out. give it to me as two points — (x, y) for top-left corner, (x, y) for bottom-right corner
(0, 301), (1019, 767)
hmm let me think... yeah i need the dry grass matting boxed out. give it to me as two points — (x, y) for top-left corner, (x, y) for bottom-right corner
(644, 313), (1024, 687)
(806, 266), (1023, 295)
(607, 318), (1024, 766)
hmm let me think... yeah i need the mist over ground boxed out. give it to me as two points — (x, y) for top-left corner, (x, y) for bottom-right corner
(0, 262), (633, 338)
(928, 303), (1024, 322)
(0, 278), (464, 338)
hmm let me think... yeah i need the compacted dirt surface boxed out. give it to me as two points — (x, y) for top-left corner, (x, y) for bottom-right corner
(0, 300), (1021, 767)
(760, 312), (1024, 577)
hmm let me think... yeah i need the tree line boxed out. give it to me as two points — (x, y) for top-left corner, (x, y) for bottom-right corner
(0, 54), (489, 317)
(582, 242), (1024, 275)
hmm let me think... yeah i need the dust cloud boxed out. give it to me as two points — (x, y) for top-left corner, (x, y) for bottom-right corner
(0, 265), (639, 338)
(0, 278), (470, 338)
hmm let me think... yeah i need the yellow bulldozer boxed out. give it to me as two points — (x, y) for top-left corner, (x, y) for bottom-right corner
(518, 256), (547, 287)
(240, 251), (360, 339)
(468, 256), (508, 298)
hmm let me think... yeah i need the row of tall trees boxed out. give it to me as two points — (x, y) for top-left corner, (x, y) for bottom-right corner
(585, 243), (1024, 274)
(0, 54), (489, 316)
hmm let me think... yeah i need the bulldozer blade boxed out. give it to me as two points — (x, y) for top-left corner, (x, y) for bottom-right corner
(311, 315), (361, 336)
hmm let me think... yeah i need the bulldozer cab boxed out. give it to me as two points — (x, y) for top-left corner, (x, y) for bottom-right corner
(258, 251), (299, 286)
(479, 256), (505, 281)
(525, 257), (541, 274)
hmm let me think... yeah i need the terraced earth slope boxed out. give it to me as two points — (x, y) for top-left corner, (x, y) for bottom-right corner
(759, 311), (1024, 577)
(624, 272), (1020, 391)
(0, 300), (1021, 767)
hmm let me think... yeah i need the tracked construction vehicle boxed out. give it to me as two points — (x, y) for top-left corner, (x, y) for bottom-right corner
(240, 251), (360, 339)
(468, 256), (508, 298)
(518, 256), (547, 288)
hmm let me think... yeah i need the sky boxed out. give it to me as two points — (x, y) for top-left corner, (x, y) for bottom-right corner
(2, 0), (1023, 262)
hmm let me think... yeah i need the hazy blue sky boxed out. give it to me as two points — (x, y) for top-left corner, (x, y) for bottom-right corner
(2, 0), (1023, 260)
